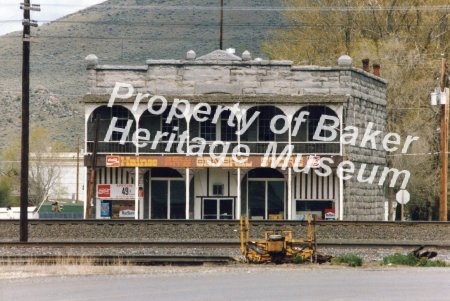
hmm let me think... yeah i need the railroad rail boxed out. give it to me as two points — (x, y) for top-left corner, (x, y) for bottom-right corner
(1, 240), (449, 265)
(1, 241), (450, 249)
(0, 255), (235, 265)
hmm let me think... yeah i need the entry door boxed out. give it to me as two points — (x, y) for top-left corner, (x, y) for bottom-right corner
(202, 198), (234, 220)
(247, 180), (284, 219)
(151, 180), (185, 219)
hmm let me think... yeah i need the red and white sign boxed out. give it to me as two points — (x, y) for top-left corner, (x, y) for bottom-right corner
(97, 184), (111, 198)
(97, 184), (135, 199)
(106, 156), (121, 167)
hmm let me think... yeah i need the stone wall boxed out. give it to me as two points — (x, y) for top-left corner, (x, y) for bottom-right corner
(85, 50), (385, 101)
(343, 71), (388, 220)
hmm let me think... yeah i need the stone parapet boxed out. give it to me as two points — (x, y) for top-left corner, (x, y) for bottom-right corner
(84, 50), (386, 100)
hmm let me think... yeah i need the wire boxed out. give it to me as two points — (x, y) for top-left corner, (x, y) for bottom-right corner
(2, 3), (450, 11)
(1, 19), (449, 29)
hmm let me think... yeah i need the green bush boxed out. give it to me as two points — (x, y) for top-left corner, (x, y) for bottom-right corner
(383, 253), (448, 267)
(417, 258), (448, 267)
(331, 254), (363, 267)
(292, 254), (305, 264)
(383, 253), (417, 266)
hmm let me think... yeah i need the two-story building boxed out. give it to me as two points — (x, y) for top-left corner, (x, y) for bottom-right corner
(83, 49), (388, 221)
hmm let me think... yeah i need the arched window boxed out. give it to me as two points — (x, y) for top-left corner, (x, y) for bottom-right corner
(291, 106), (340, 154)
(241, 106), (288, 154)
(87, 106), (135, 153)
(189, 105), (238, 142)
(139, 106), (187, 153)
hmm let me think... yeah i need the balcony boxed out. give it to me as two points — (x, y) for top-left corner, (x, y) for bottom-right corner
(87, 140), (341, 155)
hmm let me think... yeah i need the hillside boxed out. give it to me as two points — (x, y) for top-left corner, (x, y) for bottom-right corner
(0, 0), (283, 151)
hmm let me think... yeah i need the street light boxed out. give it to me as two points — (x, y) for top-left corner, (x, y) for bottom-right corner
(430, 57), (449, 221)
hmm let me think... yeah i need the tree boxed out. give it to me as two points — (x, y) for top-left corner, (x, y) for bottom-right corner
(0, 176), (17, 207)
(263, 0), (449, 217)
(1, 127), (68, 206)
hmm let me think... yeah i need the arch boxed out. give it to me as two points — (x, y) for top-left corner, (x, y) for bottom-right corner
(242, 167), (286, 220)
(189, 105), (239, 142)
(291, 105), (341, 154)
(145, 167), (186, 219)
(150, 167), (183, 178)
(87, 105), (136, 153)
(240, 105), (289, 154)
(139, 105), (187, 153)
(247, 167), (284, 179)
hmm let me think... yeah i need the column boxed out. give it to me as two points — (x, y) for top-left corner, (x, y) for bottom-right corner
(185, 168), (190, 219)
(339, 175), (344, 220)
(236, 168), (241, 219)
(235, 115), (242, 219)
(134, 166), (139, 219)
(287, 112), (292, 220)
(288, 167), (292, 220)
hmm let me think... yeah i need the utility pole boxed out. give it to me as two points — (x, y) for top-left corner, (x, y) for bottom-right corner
(20, 1), (39, 242)
(76, 136), (80, 203)
(439, 55), (449, 221)
(85, 116), (100, 219)
(219, 0), (224, 50)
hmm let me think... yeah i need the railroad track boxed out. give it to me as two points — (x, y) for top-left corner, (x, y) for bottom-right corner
(1, 220), (449, 259)
(1, 240), (450, 248)
(1, 240), (449, 265)
(0, 255), (235, 265)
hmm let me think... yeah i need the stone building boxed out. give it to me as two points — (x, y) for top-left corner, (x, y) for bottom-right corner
(83, 49), (389, 221)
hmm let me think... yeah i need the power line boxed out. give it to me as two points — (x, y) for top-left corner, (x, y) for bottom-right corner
(2, 3), (449, 11)
(1, 19), (449, 28)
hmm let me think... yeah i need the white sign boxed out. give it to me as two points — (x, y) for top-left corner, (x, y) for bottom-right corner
(119, 209), (135, 218)
(396, 189), (410, 205)
(97, 184), (135, 199)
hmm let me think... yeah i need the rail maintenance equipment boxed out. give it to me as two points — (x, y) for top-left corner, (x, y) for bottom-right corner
(239, 214), (330, 264)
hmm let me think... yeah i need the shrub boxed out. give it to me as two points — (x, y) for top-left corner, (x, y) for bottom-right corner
(383, 253), (417, 266)
(331, 254), (363, 267)
(383, 253), (448, 267)
(292, 254), (305, 264)
(417, 258), (448, 267)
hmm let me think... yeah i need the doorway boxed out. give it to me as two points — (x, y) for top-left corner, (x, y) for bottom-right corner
(202, 198), (234, 220)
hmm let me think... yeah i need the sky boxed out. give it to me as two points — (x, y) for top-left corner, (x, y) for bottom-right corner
(0, 0), (105, 36)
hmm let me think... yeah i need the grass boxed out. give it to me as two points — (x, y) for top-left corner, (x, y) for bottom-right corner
(292, 254), (306, 264)
(330, 254), (363, 267)
(382, 253), (448, 267)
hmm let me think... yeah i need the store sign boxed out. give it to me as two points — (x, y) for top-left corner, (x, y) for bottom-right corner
(105, 155), (311, 169)
(106, 155), (121, 167)
(96, 184), (135, 199)
(119, 209), (135, 218)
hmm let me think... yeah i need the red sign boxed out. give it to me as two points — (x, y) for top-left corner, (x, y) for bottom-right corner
(106, 156), (121, 167)
(97, 184), (111, 198)
(96, 184), (135, 199)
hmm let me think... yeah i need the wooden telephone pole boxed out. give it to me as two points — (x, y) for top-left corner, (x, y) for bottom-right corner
(20, 1), (40, 242)
(219, 0), (224, 50)
(439, 56), (449, 221)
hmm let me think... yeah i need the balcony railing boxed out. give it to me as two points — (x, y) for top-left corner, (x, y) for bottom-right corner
(86, 141), (341, 155)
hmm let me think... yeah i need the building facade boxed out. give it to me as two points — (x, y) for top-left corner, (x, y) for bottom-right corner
(83, 49), (388, 221)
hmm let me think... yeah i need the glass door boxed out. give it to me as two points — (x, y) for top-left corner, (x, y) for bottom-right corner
(247, 180), (284, 220)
